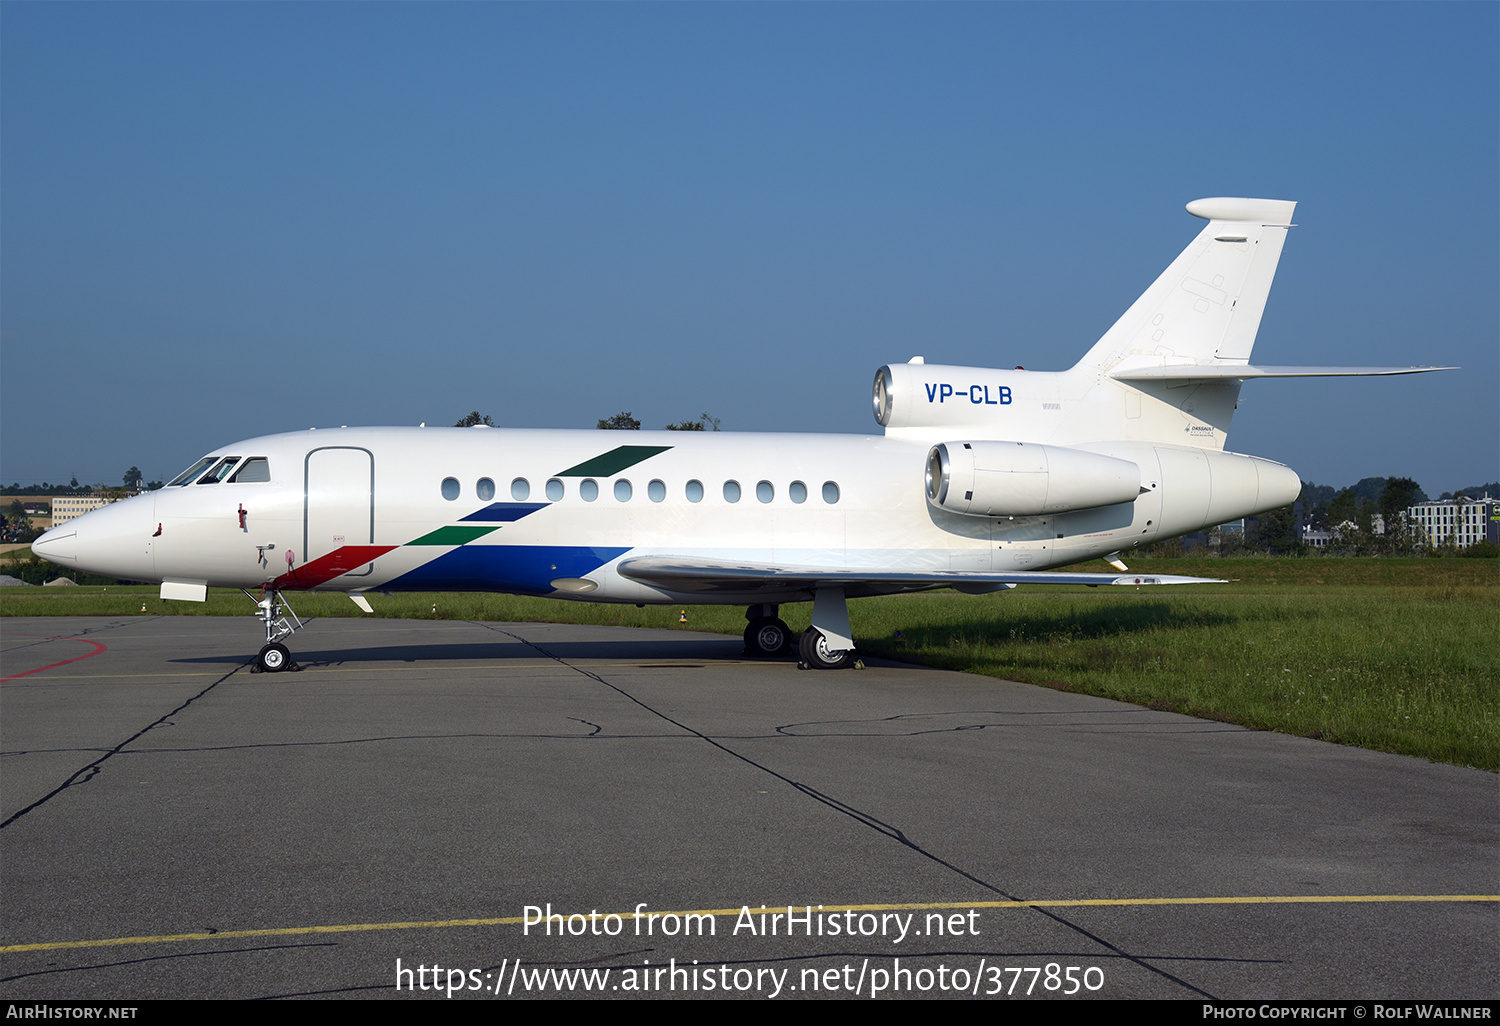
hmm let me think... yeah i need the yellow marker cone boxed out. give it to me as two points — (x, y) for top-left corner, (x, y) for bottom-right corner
(679, 609), (687, 623)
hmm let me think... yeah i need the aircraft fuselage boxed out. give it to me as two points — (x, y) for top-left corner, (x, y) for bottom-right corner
(43, 425), (1298, 605)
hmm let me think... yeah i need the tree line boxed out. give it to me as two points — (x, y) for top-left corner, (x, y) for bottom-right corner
(3, 466), (164, 497)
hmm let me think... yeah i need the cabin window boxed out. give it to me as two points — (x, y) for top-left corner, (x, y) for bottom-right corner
(229, 458), (270, 483)
(580, 479), (599, 502)
(546, 478), (564, 501)
(197, 457), (241, 484)
(822, 481), (840, 504)
(169, 457), (218, 486)
(756, 480), (774, 503)
(648, 479), (666, 502)
(511, 478), (530, 501)
(442, 477), (460, 500)
(723, 480), (742, 503)
(614, 479), (632, 501)
(685, 479), (704, 503)
(477, 478), (496, 501)
(789, 480), (807, 504)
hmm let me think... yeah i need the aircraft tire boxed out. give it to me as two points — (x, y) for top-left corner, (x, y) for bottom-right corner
(744, 617), (792, 657)
(257, 643), (290, 673)
(798, 628), (854, 670)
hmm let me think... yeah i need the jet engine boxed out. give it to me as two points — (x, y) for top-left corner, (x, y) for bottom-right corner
(926, 440), (1141, 517)
(874, 362), (1038, 432)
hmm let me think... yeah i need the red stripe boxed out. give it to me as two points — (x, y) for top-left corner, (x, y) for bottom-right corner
(1, 635), (109, 682)
(272, 545), (398, 589)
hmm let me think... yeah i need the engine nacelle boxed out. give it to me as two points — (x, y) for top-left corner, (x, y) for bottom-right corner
(875, 362), (1040, 431)
(926, 440), (1141, 517)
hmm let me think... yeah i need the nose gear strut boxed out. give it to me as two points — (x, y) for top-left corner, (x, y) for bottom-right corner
(244, 587), (305, 672)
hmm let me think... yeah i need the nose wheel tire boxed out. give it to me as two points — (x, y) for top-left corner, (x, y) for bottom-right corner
(257, 643), (291, 673)
(798, 628), (855, 670)
(744, 617), (792, 657)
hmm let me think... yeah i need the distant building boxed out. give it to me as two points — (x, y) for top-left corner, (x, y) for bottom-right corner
(1301, 524), (1332, 549)
(50, 495), (115, 525)
(1408, 496), (1498, 549)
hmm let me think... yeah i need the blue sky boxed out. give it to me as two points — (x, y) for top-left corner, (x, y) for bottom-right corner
(3, 2), (1496, 495)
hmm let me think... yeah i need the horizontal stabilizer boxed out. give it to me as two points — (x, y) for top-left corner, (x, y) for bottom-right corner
(618, 556), (1224, 593)
(1111, 364), (1456, 382)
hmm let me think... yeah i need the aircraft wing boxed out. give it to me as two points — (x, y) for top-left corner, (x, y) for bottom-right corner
(616, 556), (1225, 594)
(1110, 364), (1455, 381)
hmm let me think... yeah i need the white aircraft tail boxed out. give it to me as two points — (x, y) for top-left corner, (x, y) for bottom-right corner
(1074, 197), (1297, 378)
(873, 197), (1448, 448)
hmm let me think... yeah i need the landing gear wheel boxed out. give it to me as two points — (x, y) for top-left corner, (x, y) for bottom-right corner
(798, 628), (855, 670)
(744, 617), (792, 657)
(257, 642), (290, 673)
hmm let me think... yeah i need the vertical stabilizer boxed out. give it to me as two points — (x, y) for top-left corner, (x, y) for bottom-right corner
(1074, 197), (1296, 377)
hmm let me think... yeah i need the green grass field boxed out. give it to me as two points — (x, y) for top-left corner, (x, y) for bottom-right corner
(2, 557), (1494, 770)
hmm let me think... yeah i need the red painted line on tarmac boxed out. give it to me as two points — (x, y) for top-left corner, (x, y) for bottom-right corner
(1, 635), (109, 682)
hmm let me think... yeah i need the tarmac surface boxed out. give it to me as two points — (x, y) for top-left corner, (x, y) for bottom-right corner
(2, 615), (1496, 1001)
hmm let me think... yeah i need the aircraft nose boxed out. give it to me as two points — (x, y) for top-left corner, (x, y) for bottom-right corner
(32, 524), (77, 563)
(33, 495), (157, 580)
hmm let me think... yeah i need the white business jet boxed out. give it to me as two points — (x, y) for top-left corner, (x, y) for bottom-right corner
(34, 198), (1449, 671)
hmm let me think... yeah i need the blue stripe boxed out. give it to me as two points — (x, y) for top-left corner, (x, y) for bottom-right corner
(460, 502), (549, 523)
(383, 544), (629, 594)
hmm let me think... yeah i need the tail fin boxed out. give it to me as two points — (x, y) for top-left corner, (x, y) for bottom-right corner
(1074, 197), (1297, 377)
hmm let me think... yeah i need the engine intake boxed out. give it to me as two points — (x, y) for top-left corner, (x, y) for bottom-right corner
(926, 441), (1141, 517)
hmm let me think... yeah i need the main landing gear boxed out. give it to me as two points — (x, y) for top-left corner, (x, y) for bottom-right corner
(742, 593), (864, 670)
(798, 627), (857, 671)
(798, 586), (862, 671)
(245, 588), (305, 672)
(743, 604), (792, 657)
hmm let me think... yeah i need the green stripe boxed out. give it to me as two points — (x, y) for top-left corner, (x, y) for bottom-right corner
(555, 445), (672, 477)
(406, 526), (500, 546)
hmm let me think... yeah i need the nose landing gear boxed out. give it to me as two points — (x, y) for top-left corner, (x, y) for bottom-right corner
(245, 588), (305, 672)
(257, 642), (291, 672)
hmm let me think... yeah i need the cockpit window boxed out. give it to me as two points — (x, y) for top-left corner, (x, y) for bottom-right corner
(196, 457), (241, 484)
(229, 457), (270, 483)
(168, 457), (218, 487)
